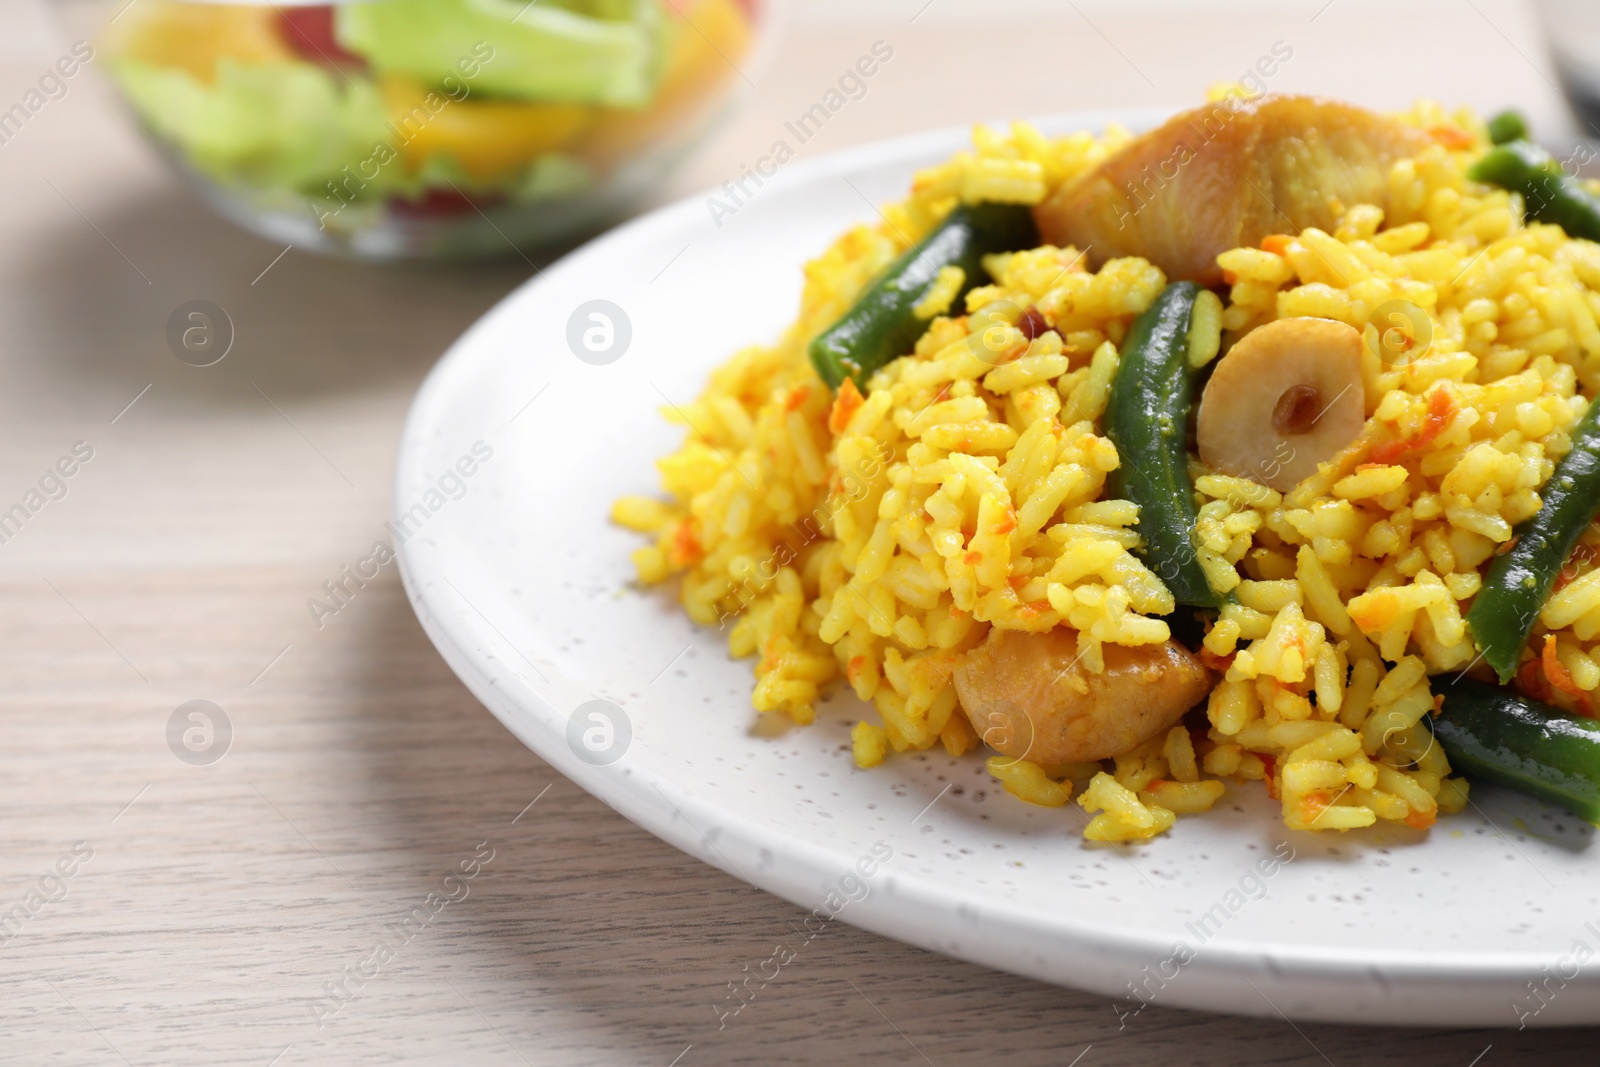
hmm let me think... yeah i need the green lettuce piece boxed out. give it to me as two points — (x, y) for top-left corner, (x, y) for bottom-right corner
(507, 154), (594, 201)
(335, 0), (669, 107)
(113, 58), (395, 196)
(395, 150), (594, 203)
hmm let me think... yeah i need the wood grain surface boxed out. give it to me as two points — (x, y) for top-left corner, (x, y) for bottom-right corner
(3, 0), (1598, 1062)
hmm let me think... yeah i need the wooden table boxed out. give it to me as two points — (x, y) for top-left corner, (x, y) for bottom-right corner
(4, 0), (1598, 1062)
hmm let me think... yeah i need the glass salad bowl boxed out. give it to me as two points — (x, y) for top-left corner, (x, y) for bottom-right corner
(94, 0), (769, 260)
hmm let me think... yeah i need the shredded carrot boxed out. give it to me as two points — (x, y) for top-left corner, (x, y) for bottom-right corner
(1543, 635), (1579, 695)
(1518, 657), (1554, 706)
(1404, 808), (1437, 831)
(828, 377), (864, 435)
(963, 550), (983, 565)
(1261, 754), (1279, 800)
(1542, 636), (1593, 717)
(1299, 790), (1332, 825)
(1369, 388), (1455, 465)
(1348, 590), (1402, 633)
(990, 510), (1017, 536)
(1222, 269), (1238, 286)
(783, 384), (810, 413)
(846, 654), (865, 684)
(1260, 234), (1295, 256)
(1520, 652), (1593, 715)
(1429, 124), (1473, 150)
(668, 520), (702, 566)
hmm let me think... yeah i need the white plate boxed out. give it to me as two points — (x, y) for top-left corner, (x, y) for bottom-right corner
(394, 109), (1600, 1027)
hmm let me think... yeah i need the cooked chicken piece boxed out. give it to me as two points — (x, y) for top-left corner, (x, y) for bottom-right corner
(1196, 316), (1368, 491)
(1035, 94), (1432, 284)
(952, 627), (1211, 765)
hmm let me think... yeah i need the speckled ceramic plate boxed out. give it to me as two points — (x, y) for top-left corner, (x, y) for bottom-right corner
(395, 109), (1600, 1027)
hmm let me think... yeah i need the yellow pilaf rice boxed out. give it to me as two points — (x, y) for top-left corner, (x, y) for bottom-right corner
(613, 90), (1600, 841)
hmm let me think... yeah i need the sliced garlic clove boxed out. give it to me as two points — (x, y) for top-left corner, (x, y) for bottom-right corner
(1196, 316), (1367, 492)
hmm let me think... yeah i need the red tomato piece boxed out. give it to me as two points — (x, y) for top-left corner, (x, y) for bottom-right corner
(279, 7), (365, 67)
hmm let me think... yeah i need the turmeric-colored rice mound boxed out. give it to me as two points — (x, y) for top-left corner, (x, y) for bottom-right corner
(615, 92), (1600, 841)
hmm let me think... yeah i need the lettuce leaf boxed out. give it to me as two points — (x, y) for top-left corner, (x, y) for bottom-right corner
(113, 58), (395, 196)
(335, 0), (669, 107)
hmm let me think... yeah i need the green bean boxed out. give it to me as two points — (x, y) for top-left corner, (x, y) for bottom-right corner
(1430, 675), (1600, 823)
(1104, 281), (1223, 609)
(1469, 139), (1600, 242)
(1486, 110), (1529, 146)
(1467, 396), (1600, 681)
(807, 202), (1039, 392)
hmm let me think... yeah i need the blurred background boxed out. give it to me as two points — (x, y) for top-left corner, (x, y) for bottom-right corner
(3, 0), (1599, 1063)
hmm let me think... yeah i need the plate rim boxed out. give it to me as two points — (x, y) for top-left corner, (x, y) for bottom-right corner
(393, 107), (1600, 1027)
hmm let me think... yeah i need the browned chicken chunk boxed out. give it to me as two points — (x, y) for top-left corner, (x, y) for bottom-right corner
(1034, 94), (1431, 284)
(952, 627), (1211, 765)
